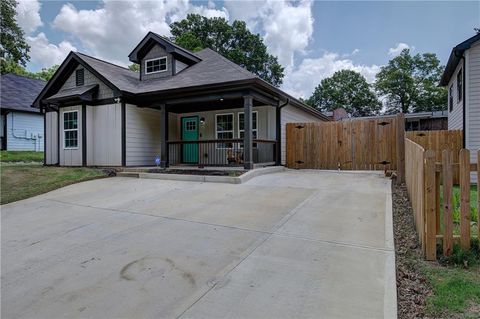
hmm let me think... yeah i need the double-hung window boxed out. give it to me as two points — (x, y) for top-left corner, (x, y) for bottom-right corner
(63, 111), (78, 149)
(238, 111), (258, 148)
(215, 113), (234, 148)
(145, 57), (167, 74)
(457, 69), (463, 102)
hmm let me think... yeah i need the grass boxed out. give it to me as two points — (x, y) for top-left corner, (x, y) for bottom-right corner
(440, 185), (478, 237)
(0, 151), (44, 163)
(424, 264), (480, 318)
(1, 165), (109, 204)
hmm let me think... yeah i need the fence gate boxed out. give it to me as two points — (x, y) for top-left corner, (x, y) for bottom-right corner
(286, 114), (404, 173)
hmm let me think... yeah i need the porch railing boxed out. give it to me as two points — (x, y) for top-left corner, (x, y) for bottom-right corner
(167, 139), (277, 167)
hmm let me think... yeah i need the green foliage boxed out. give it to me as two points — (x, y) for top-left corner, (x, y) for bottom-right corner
(306, 70), (382, 116)
(128, 64), (140, 72)
(34, 65), (59, 81)
(170, 14), (285, 87)
(1, 0), (30, 71)
(439, 243), (480, 268)
(375, 49), (447, 114)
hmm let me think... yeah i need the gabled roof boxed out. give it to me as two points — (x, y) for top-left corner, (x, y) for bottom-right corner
(1, 73), (45, 113)
(128, 31), (201, 65)
(440, 33), (480, 86)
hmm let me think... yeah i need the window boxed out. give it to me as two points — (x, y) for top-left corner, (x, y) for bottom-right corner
(457, 69), (463, 102)
(75, 69), (84, 86)
(238, 111), (258, 147)
(145, 57), (167, 74)
(449, 85), (454, 112)
(63, 111), (78, 149)
(215, 113), (234, 148)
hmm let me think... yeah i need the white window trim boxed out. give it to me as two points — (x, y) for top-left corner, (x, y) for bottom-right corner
(215, 113), (234, 149)
(63, 110), (79, 150)
(145, 57), (168, 74)
(237, 111), (258, 138)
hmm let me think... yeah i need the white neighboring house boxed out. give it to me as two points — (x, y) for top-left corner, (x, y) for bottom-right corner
(1, 74), (46, 151)
(440, 33), (480, 182)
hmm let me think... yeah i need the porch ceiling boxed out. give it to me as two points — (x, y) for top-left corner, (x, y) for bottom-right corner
(166, 97), (266, 114)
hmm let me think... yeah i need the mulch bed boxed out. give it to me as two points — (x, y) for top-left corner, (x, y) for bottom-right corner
(393, 183), (433, 319)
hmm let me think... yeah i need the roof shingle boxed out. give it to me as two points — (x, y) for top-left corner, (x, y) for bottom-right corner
(1, 74), (46, 112)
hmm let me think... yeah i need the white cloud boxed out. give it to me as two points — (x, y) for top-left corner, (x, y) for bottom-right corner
(225, 0), (314, 67)
(388, 42), (413, 57)
(26, 33), (77, 67)
(15, 0), (43, 34)
(281, 52), (380, 99)
(52, 0), (228, 66)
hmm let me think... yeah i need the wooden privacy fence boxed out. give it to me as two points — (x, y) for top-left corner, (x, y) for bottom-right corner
(405, 139), (479, 260)
(406, 130), (463, 183)
(286, 114), (405, 180)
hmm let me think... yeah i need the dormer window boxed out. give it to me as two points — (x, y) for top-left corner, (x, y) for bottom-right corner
(75, 69), (84, 86)
(145, 57), (167, 74)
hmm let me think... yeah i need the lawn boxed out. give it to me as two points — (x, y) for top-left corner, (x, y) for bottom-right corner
(0, 151), (44, 163)
(1, 165), (109, 204)
(424, 264), (480, 318)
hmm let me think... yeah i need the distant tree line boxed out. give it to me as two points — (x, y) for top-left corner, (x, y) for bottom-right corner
(305, 49), (448, 116)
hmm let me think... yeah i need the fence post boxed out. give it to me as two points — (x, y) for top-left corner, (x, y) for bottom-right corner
(442, 150), (453, 256)
(424, 150), (437, 260)
(459, 149), (471, 250)
(396, 113), (405, 184)
(478, 150), (480, 239)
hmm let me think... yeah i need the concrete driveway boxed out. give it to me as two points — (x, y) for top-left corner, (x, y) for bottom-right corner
(1, 170), (396, 319)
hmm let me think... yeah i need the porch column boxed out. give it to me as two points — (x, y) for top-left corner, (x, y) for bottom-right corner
(243, 95), (253, 170)
(160, 104), (169, 168)
(276, 105), (282, 165)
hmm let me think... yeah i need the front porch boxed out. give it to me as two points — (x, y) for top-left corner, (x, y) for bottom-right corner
(145, 89), (284, 170)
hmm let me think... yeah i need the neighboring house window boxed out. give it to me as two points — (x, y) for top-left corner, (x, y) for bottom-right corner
(215, 113), (233, 148)
(449, 85), (453, 112)
(76, 69), (84, 86)
(457, 69), (463, 102)
(238, 111), (258, 147)
(63, 111), (78, 149)
(145, 57), (167, 74)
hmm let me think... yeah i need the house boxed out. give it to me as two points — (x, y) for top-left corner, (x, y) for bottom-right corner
(440, 33), (480, 169)
(34, 32), (328, 169)
(1, 74), (46, 151)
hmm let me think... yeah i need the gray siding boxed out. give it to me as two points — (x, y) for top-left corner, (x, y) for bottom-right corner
(86, 104), (122, 166)
(60, 65), (114, 99)
(281, 104), (323, 164)
(175, 60), (188, 73)
(141, 44), (173, 80)
(5, 112), (44, 151)
(125, 104), (162, 166)
(59, 106), (83, 166)
(45, 111), (58, 164)
(448, 61), (464, 130)
(467, 42), (480, 183)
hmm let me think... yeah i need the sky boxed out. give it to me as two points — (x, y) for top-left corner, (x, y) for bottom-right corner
(15, 0), (480, 98)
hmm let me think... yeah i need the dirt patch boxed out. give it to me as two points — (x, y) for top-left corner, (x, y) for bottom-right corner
(393, 183), (432, 319)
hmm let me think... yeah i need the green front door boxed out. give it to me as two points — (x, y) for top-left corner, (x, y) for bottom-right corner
(182, 116), (199, 163)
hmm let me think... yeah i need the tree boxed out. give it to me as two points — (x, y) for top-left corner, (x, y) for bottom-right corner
(128, 64), (140, 72)
(170, 14), (284, 87)
(306, 70), (382, 117)
(1, 0), (30, 73)
(374, 49), (447, 113)
(34, 65), (59, 81)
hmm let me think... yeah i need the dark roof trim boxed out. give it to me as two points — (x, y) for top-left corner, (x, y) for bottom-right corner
(128, 32), (201, 64)
(45, 84), (98, 103)
(33, 51), (121, 108)
(440, 33), (480, 86)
